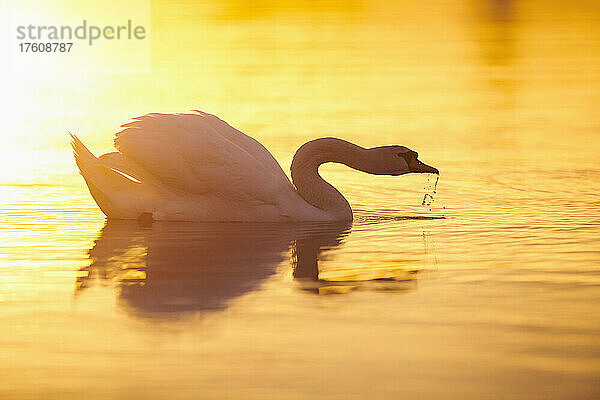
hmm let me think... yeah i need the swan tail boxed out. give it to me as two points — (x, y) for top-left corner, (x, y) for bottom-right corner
(70, 133), (154, 219)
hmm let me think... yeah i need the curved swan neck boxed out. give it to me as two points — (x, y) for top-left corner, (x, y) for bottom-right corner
(291, 138), (369, 220)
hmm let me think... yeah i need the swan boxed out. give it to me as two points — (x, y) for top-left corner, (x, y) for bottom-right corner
(71, 110), (438, 222)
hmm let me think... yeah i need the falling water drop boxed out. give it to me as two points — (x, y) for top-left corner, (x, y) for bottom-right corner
(421, 174), (439, 209)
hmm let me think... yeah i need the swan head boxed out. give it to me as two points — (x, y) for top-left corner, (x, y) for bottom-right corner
(367, 146), (439, 176)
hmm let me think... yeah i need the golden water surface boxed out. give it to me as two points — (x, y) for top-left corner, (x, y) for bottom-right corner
(1, 0), (599, 399)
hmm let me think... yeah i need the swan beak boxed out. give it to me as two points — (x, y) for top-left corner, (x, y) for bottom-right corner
(410, 159), (439, 174)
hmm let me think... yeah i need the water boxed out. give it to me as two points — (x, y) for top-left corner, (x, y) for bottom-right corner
(1, 0), (600, 398)
(421, 174), (439, 208)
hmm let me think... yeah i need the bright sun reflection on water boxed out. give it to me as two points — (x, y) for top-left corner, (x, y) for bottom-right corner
(1, 0), (600, 399)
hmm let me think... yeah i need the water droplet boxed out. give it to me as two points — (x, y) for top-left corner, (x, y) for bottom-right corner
(421, 174), (439, 210)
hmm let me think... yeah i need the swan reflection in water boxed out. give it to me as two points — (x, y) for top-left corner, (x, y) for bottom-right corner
(76, 220), (427, 318)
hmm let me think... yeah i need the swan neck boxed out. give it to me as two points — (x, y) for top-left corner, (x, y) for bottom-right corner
(291, 138), (367, 220)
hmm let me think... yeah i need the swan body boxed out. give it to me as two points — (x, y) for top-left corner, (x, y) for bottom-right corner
(71, 111), (438, 222)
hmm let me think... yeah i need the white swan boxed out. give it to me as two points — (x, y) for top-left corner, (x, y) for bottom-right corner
(71, 111), (438, 222)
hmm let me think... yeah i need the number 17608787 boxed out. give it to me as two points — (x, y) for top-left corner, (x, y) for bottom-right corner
(19, 42), (73, 52)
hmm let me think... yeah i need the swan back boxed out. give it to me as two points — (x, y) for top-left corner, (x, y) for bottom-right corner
(115, 112), (291, 196)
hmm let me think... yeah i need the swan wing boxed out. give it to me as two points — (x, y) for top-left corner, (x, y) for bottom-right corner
(113, 112), (294, 208)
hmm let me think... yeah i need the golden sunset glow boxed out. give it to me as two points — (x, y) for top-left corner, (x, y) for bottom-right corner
(1, 0), (599, 398)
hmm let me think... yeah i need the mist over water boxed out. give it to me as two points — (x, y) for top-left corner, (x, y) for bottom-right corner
(1, 0), (599, 399)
